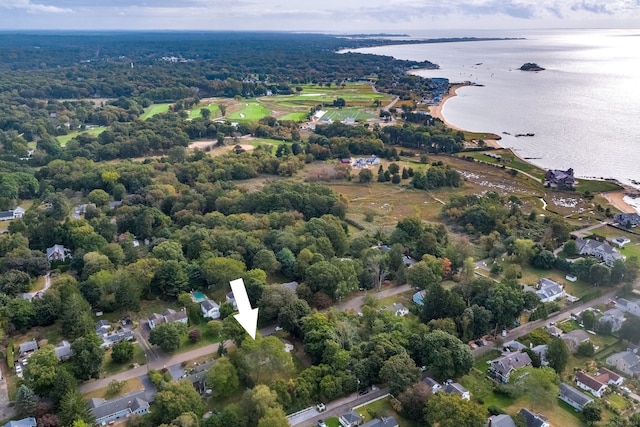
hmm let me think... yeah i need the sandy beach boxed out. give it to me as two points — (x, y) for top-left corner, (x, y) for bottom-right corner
(428, 84), (501, 148)
(603, 191), (639, 213)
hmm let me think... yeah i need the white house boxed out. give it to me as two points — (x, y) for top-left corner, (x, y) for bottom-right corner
(535, 278), (565, 303)
(46, 244), (71, 262)
(339, 410), (363, 427)
(148, 308), (188, 329)
(558, 383), (594, 411)
(423, 377), (442, 393)
(201, 299), (220, 319)
(443, 382), (470, 400)
(0, 206), (25, 221)
(88, 390), (150, 425)
(595, 367), (623, 386)
(575, 371), (607, 397)
(386, 303), (409, 317)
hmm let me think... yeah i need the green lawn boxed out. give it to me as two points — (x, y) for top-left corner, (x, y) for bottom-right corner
(279, 112), (308, 121)
(575, 179), (622, 193)
(189, 103), (219, 119)
(140, 103), (172, 120)
(322, 108), (375, 122)
(227, 100), (271, 121)
(461, 150), (546, 179)
(101, 345), (147, 376)
(56, 126), (107, 146)
(584, 225), (640, 260)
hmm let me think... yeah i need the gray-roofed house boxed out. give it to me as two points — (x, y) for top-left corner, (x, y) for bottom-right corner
(360, 417), (398, 427)
(561, 329), (590, 352)
(575, 371), (607, 397)
(531, 344), (549, 366)
(545, 168), (575, 189)
(535, 278), (565, 303)
(487, 414), (517, 427)
(281, 281), (299, 292)
(148, 308), (188, 329)
(226, 291), (238, 310)
(99, 328), (133, 349)
(55, 340), (72, 361)
(614, 212), (640, 228)
(606, 351), (640, 377)
(46, 244), (71, 262)
(201, 299), (220, 319)
(517, 409), (550, 427)
(575, 238), (625, 267)
(504, 341), (527, 352)
(488, 352), (532, 384)
(2, 418), (37, 427)
(109, 201), (124, 209)
(599, 308), (625, 332)
(558, 382), (594, 411)
(423, 377), (442, 393)
(546, 325), (563, 337)
(617, 298), (640, 317)
(88, 390), (150, 425)
(386, 303), (409, 317)
(443, 382), (470, 400)
(0, 206), (25, 222)
(18, 339), (38, 356)
(183, 359), (215, 393)
(339, 410), (363, 427)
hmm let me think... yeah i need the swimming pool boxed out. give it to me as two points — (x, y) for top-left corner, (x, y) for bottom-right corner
(191, 291), (206, 302)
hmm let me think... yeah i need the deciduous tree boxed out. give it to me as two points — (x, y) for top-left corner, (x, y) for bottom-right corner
(380, 352), (421, 396)
(425, 393), (487, 427)
(206, 358), (239, 398)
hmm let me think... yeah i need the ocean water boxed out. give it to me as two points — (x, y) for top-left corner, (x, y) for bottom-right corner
(353, 29), (640, 190)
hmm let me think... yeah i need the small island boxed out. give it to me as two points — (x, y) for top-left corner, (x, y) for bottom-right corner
(519, 62), (545, 71)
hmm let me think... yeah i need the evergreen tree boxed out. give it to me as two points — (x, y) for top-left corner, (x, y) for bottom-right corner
(15, 384), (38, 418)
(60, 390), (95, 427)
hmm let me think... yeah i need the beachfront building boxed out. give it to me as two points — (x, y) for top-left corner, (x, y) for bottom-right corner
(545, 168), (575, 189)
(614, 213), (640, 228)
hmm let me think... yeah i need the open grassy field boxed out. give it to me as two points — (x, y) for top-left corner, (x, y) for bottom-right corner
(287, 83), (391, 105)
(102, 345), (147, 376)
(227, 100), (271, 121)
(279, 111), (309, 121)
(83, 377), (144, 400)
(189, 103), (219, 119)
(460, 149), (547, 179)
(140, 103), (172, 120)
(322, 107), (375, 122)
(57, 126), (107, 146)
(576, 179), (623, 194)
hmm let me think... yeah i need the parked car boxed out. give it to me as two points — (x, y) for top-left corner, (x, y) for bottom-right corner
(275, 326), (284, 331)
(317, 420), (327, 427)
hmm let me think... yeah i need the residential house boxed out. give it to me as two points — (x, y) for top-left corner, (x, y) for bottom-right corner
(599, 308), (625, 332)
(386, 303), (409, 317)
(546, 325), (563, 337)
(487, 414), (517, 427)
(616, 298), (640, 317)
(96, 319), (111, 335)
(147, 308), (188, 329)
(55, 340), (72, 361)
(109, 201), (123, 209)
(402, 255), (418, 267)
(488, 352), (532, 384)
(535, 278), (565, 303)
(201, 299), (220, 319)
(595, 367), (623, 386)
(561, 329), (590, 352)
(606, 351), (640, 377)
(2, 418), (37, 427)
(443, 382), (470, 400)
(88, 390), (150, 425)
(281, 281), (299, 292)
(183, 360), (215, 393)
(360, 417), (398, 427)
(531, 344), (549, 366)
(339, 410), (363, 427)
(545, 168), (575, 188)
(423, 377), (442, 393)
(46, 244), (71, 262)
(73, 203), (96, 216)
(575, 371), (607, 397)
(504, 341), (527, 352)
(517, 409), (550, 427)
(352, 156), (381, 168)
(0, 206), (25, 221)
(226, 292), (238, 310)
(575, 238), (625, 267)
(559, 382), (594, 411)
(614, 212), (640, 228)
(99, 328), (133, 349)
(18, 340), (38, 357)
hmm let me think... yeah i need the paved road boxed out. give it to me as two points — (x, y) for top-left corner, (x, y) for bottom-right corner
(473, 288), (618, 358)
(290, 387), (390, 427)
(337, 284), (412, 312)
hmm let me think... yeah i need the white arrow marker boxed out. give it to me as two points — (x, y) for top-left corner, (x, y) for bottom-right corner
(230, 278), (259, 340)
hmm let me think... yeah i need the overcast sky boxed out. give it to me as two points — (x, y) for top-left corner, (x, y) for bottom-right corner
(1, 0), (639, 32)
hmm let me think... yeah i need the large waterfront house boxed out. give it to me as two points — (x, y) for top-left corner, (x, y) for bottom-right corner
(88, 390), (150, 425)
(488, 352), (532, 384)
(575, 238), (625, 267)
(614, 212), (640, 228)
(558, 382), (594, 411)
(535, 278), (565, 303)
(545, 168), (575, 189)
(0, 206), (25, 221)
(148, 308), (188, 329)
